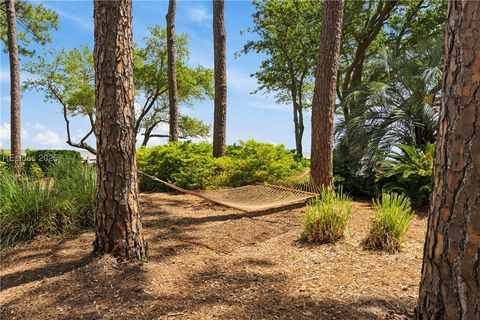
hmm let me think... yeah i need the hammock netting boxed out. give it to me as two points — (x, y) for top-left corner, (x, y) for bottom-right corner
(139, 171), (320, 213)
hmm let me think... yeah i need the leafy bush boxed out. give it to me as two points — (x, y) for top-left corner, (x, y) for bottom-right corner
(377, 144), (434, 205)
(363, 192), (414, 253)
(21, 160), (44, 179)
(0, 158), (96, 248)
(333, 146), (377, 198)
(0, 149), (44, 179)
(26, 149), (82, 172)
(137, 140), (309, 191)
(301, 187), (352, 243)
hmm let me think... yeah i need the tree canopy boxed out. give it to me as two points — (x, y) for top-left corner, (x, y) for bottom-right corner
(241, 0), (322, 156)
(0, 0), (58, 56)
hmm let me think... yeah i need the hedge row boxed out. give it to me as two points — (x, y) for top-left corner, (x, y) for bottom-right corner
(137, 140), (309, 191)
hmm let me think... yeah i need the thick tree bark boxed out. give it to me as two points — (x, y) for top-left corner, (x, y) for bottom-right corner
(6, 0), (21, 175)
(416, 1), (480, 318)
(166, 0), (179, 143)
(212, 0), (227, 158)
(93, 0), (147, 260)
(310, 0), (344, 187)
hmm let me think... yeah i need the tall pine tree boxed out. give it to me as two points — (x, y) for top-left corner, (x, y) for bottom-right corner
(212, 0), (227, 158)
(310, 0), (345, 187)
(416, 0), (480, 318)
(93, 0), (147, 260)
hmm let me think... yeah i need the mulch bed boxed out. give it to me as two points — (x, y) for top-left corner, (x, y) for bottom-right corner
(0, 192), (427, 319)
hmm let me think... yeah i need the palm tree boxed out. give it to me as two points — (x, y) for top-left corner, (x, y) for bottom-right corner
(337, 39), (443, 166)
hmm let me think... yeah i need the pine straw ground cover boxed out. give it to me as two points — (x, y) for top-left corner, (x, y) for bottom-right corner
(0, 193), (427, 320)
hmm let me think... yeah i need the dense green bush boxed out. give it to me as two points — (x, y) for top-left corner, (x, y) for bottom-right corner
(0, 158), (95, 248)
(363, 192), (414, 253)
(333, 147), (377, 198)
(301, 187), (352, 243)
(377, 144), (434, 205)
(26, 149), (82, 172)
(0, 149), (44, 178)
(137, 140), (309, 191)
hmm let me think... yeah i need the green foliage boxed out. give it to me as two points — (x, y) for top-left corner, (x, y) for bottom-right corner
(224, 140), (308, 187)
(21, 160), (43, 180)
(338, 40), (442, 164)
(241, 0), (321, 154)
(301, 187), (352, 243)
(0, 158), (96, 248)
(333, 145), (376, 198)
(24, 46), (95, 115)
(137, 140), (309, 191)
(26, 149), (82, 172)
(0, 149), (44, 179)
(0, 0), (58, 56)
(337, 0), (445, 167)
(364, 192), (414, 252)
(179, 116), (210, 140)
(241, 0), (320, 104)
(378, 144), (434, 205)
(0, 161), (8, 173)
(47, 157), (96, 229)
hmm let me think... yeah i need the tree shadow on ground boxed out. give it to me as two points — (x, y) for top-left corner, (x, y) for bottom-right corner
(1, 254), (414, 319)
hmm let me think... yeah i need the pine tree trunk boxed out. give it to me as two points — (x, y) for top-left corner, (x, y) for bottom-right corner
(166, 0), (179, 143)
(416, 1), (480, 318)
(6, 0), (21, 175)
(212, 0), (227, 158)
(93, 0), (147, 261)
(293, 105), (303, 157)
(310, 0), (344, 187)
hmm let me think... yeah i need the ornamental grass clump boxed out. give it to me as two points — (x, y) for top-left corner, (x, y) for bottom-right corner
(0, 158), (96, 248)
(364, 192), (414, 253)
(302, 187), (352, 243)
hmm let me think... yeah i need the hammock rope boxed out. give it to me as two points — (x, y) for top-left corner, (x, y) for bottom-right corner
(138, 170), (320, 213)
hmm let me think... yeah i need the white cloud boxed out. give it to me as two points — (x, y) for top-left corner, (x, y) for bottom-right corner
(33, 130), (61, 146)
(186, 5), (212, 24)
(0, 67), (40, 84)
(33, 122), (46, 130)
(0, 123), (28, 148)
(228, 69), (259, 93)
(0, 123), (10, 140)
(2, 96), (10, 103)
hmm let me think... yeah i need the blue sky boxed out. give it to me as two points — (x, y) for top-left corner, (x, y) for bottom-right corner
(0, 0), (312, 157)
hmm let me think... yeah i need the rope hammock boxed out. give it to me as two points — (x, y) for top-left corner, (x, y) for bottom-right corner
(138, 171), (320, 213)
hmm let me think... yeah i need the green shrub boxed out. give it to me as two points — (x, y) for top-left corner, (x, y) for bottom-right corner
(0, 149), (44, 179)
(225, 140), (308, 186)
(363, 192), (414, 253)
(21, 160), (44, 179)
(301, 187), (352, 243)
(47, 157), (96, 229)
(137, 140), (309, 191)
(0, 160), (8, 173)
(0, 158), (96, 248)
(26, 149), (82, 172)
(377, 144), (434, 205)
(0, 174), (56, 247)
(333, 147), (377, 198)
